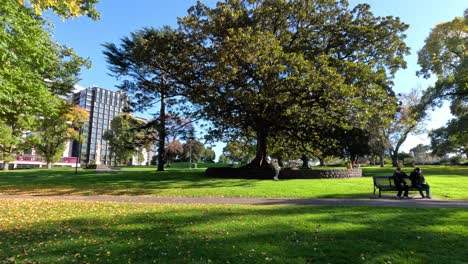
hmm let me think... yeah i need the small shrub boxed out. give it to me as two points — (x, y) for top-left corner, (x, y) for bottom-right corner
(150, 155), (157, 165)
(404, 157), (415, 167)
(450, 156), (462, 165)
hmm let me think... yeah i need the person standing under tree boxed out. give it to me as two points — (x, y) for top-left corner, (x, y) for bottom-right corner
(393, 167), (409, 199)
(410, 168), (431, 199)
(270, 158), (281, 180)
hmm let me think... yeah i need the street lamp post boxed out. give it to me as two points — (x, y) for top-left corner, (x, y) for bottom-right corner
(189, 136), (194, 169)
(75, 126), (83, 176)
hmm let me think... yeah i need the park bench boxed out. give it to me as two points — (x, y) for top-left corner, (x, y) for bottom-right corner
(373, 175), (418, 198)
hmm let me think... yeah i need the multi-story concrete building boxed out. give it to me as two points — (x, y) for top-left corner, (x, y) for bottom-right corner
(70, 86), (127, 164)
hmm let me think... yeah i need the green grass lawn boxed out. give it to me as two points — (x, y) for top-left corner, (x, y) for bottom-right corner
(0, 165), (467, 199)
(1, 199), (467, 264)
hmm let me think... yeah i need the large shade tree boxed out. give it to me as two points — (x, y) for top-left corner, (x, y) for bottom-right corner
(0, 0), (90, 170)
(418, 9), (467, 157)
(103, 26), (191, 171)
(179, 0), (409, 168)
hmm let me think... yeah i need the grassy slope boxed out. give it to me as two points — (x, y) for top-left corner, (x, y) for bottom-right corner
(1, 199), (467, 264)
(0, 165), (466, 199)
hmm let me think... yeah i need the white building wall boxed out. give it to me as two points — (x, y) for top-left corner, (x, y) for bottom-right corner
(62, 140), (73, 157)
(132, 148), (149, 166)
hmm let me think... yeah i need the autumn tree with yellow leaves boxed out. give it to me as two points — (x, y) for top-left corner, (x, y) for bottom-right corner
(31, 102), (89, 169)
(18, 0), (99, 19)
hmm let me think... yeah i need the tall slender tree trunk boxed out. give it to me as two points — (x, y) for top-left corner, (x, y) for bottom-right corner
(390, 149), (399, 167)
(2, 147), (13, 170)
(379, 152), (384, 167)
(248, 123), (269, 168)
(157, 92), (167, 172)
(301, 154), (309, 169)
(2, 161), (10, 171)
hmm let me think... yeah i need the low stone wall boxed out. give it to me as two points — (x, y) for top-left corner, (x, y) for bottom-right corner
(279, 168), (362, 179)
(206, 167), (362, 179)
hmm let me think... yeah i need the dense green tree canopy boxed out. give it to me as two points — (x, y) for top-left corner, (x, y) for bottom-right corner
(1, 1), (57, 118)
(0, 0), (89, 170)
(201, 147), (216, 163)
(103, 114), (153, 166)
(181, 139), (205, 163)
(179, 0), (409, 168)
(222, 140), (256, 164)
(430, 116), (468, 157)
(418, 9), (467, 157)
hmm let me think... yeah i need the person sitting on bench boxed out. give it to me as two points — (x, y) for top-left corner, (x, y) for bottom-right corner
(410, 167), (431, 199)
(393, 167), (409, 199)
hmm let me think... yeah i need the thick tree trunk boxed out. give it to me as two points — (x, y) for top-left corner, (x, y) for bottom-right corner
(391, 155), (398, 167)
(379, 152), (384, 167)
(157, 93), (167, 172)
(319, 157), (325, 166)
(301, 154), (309, 168)
(47, 162), (52, 169)
(389, 147), (399, 167)
(247, 123), (269, 168)
(2, 161), (10, 171)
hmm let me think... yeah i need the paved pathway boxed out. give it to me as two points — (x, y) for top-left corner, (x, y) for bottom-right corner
(1, 194), (468, 208)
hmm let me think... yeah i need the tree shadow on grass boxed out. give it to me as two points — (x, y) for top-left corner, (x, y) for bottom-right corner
(0, 169), (256, 195)
(1, 203), (467, 263)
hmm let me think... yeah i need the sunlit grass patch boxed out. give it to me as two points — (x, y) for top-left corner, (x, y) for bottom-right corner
(0, 199), (467, 263)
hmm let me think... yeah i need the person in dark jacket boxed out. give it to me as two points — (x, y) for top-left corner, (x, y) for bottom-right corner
(393, 167), (409, 198)
(410, 167), (431, 198)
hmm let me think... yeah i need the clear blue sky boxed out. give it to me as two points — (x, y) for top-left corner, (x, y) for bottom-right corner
(50, 0), (466, 157)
